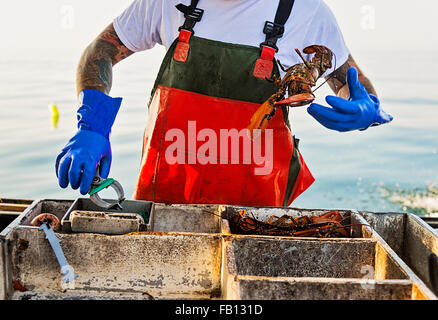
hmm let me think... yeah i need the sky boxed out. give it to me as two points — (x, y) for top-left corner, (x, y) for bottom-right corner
(1, 0), (437, 61)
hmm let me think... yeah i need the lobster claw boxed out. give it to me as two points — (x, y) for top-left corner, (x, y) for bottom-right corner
(302, 45), (334, 71)
(303, 45), (331, 55)
(274, 93), (315, 108)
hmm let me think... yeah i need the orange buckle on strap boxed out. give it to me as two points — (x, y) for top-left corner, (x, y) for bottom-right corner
(174, 29), (192, 63)
(253, 46), (276, 79)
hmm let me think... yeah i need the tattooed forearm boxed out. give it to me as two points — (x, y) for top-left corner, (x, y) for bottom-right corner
(76, 23), (134, 95)
(326, 54), (377, 99)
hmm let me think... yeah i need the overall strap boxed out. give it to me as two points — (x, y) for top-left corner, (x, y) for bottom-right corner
(176, 0), (204, 34)
(174, 0), (204, 62)
(254, 0), (296, 79)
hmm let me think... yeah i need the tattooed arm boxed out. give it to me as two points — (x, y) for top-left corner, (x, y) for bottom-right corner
(76, 23), (134, 96)
(326, 54), (377, 99)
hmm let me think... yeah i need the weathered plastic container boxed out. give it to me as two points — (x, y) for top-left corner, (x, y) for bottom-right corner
(0, 198), (34, 232)
(220, 206), (437, 300)
(1, 200), (437, 300)
(0, 200), (224, 300)
(152, 203), (221, 234)
(0, 199), (73, 238)
(61, 198), (155, 234)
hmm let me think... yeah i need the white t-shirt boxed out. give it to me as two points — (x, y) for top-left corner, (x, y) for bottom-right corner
(114, 0), (350, 77)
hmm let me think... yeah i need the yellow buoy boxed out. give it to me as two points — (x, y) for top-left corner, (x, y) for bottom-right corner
(50, 104), (59, 129)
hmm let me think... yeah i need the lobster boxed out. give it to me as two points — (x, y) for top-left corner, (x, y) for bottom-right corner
(248, 45), (334, 138)
(231, 209), (355, 238)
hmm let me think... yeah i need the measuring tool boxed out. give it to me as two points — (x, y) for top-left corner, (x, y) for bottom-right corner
(88, 169), (125, 210)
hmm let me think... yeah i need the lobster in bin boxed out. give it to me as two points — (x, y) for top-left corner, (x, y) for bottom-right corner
(248, 45), (334, 138)
(231, 209), (361, 238)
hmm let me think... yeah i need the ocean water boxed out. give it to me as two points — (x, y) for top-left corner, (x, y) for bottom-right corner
(1, 48), (437, 216)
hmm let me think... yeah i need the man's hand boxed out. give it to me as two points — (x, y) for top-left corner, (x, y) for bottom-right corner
(308, 64), (393, 132)
(55, 23), (132, 194)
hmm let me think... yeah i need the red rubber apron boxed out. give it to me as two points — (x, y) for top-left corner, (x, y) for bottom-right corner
(133, 1), (314, 207)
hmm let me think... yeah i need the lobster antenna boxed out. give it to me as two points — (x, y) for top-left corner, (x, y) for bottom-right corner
(295, 48), (312, 70)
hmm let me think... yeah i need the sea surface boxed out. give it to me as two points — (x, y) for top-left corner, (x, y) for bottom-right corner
(1, 48), (437, 216)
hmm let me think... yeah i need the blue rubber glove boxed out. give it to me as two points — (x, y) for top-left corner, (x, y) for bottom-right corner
(55, 89), (122, 195)
(307, 67), (393, 132)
